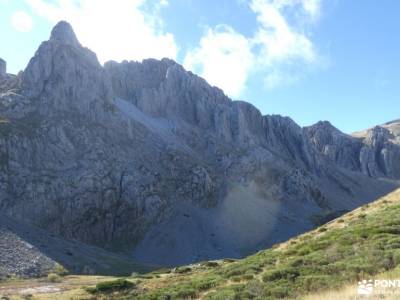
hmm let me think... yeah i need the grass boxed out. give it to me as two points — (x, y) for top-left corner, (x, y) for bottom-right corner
(2, 188), (400, 299)
(111, 188), (400, 299)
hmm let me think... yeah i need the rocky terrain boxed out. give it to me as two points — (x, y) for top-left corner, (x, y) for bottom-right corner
(0, 213), (152, 279)
(0, 21), (399, 270)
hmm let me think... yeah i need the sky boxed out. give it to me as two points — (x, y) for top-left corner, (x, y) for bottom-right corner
(0, 0), (399, 133)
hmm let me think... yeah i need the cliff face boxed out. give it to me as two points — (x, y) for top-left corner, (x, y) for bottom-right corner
(306, 121), (400, 179)
(0, 21), (399, 266)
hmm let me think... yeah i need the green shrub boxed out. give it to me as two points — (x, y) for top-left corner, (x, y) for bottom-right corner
(297, 275), (333, 292)
(262, 267), (299, 282)
(192, 277), (220, 291)
(202, 261), (219, 268)
(175, 288), (197, 298)
(231, 276), (242, 282)
(54, 263), (69, 276)
(268, 286), (289, 298)
(87, 279), (135, 294)
(174, 267), (192, 274)
(47, 273), (61, 283)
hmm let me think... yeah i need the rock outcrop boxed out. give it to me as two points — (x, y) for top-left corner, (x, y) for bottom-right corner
(0, 21), (399, 268)
(0, 58), (6, 78)
(305, 121), (400, 179)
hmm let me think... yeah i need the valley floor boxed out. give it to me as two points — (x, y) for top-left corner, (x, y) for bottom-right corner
(2, 188), (400, 300)
(0, 275), (120, 299)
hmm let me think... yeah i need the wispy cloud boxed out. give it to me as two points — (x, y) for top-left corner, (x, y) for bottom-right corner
(25, 0), (178, 63)
(251, 0), (317, 66)
(11, 10), (33, 32)
(184, 0), (324, 97)
(184, 25), (254, 97)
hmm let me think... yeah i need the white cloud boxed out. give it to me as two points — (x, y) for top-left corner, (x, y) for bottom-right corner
(250, 0), (323, 89)
(25, 0), (178, 63)
(160, 0), (169, 6)
(302, 0), (322, 20)
(11, 11), (33, 32)
(250, 0), (318, 66)
(185, 0), (323, 96)
(184, 26), (254, 97)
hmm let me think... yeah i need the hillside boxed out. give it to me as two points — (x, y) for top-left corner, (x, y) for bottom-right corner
(2, 188), (400, 299)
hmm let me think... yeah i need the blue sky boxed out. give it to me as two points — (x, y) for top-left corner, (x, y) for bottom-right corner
(0, 0), (399, 133)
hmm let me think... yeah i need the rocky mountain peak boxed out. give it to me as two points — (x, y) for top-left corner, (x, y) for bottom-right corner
(309, 120), (339, 132)
(384, 119), (400, 126)
(49, 21), (80, 47)
(20, 21), (112, 115)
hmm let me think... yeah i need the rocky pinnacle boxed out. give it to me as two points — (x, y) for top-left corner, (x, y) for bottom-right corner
(0, 58), (6, 78)
(49, 20), (80, 47)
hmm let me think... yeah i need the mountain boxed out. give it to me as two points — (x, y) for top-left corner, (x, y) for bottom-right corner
(0, 21), (399, 269)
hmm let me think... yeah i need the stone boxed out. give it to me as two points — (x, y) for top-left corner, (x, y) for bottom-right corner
(49, 20), (80, 47)
(0, 58), (6, 77)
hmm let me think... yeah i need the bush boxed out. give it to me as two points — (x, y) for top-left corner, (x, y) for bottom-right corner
(262, 267), (299, 282)
(202, 261), (220, 268)
(192, 277), (220, 291)
(54, 263), (69, 276)
(223, 258), (236, 263)
(268, 286), (289, 298)
(47, 273), (61, 283)
(175, 288), (197, 298)
(174, 267), (192, 274)
(131, 272), (139, 277)
(87, 279), (135, 294)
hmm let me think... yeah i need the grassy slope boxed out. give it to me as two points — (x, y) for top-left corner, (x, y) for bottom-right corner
(2, 188), (400, 299)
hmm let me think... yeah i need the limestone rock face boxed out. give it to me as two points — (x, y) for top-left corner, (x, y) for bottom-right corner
(305, 121), (362, 171)
(306, 121), (400, 179)
(49, 20), (80, 47)
(0, 21), (399, 267)
(0, 58), (6, 78)
(359, 126), (400, 178)
(21, 21), (113, 119)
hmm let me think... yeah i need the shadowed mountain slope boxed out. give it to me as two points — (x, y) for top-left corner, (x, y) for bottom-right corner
(0, 213), (153, 278)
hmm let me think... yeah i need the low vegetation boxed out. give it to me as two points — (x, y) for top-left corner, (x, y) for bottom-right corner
(47, 273), (61, 283)
(1, 189), (400, 299)
(112, 189), (400, 299)
(86, 278), (135, 294)
(53, 264), (69, 277)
